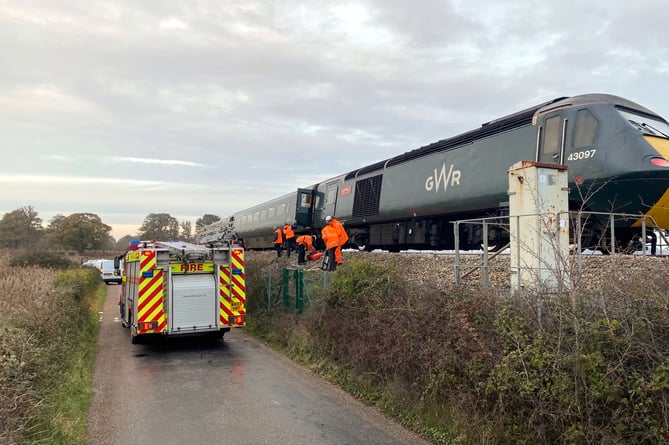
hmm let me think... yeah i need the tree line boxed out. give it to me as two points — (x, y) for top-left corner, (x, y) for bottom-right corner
(0, 205), (222, 254)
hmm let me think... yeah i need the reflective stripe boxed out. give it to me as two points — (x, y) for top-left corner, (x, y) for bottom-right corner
(219, 249), (246, 326)
(137, 252), (166, 334)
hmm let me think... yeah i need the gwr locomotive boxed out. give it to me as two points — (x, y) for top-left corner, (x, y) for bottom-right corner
(200, 94), (669, 251)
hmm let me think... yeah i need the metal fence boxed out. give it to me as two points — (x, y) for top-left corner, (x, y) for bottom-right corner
(260, 263), (331, 312)
(453, 211), (669, 290)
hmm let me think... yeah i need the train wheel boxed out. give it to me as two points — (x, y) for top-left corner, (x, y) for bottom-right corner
(571, 216), (603, 252)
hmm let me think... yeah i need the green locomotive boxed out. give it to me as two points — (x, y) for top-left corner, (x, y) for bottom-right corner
(209, 94), (669, 252)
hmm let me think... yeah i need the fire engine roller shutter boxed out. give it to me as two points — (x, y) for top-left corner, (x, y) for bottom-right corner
(170, 274), (217, 332)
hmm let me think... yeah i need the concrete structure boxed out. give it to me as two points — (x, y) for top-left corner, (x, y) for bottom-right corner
(508, 161), (570, 291)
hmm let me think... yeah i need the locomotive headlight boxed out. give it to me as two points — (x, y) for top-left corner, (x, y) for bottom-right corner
(645, 136), (669, 163)
(650, 158), (669, 167)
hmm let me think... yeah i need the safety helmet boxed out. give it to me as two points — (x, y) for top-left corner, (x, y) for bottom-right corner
(325, 215), (332, 222)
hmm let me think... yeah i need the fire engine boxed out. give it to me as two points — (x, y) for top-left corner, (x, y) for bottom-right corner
(114, 240), (245, 344)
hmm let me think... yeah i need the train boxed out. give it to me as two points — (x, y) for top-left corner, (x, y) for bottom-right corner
(199, 93), (669, 252)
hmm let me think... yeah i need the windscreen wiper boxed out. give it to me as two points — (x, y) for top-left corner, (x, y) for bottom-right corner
(641, 122), (669, 138)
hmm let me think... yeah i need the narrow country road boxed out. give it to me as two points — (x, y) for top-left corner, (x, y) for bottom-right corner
(87, 285), (432, 445)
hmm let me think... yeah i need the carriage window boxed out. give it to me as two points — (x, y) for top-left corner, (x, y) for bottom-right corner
(300, 193), (312, 207)
(278, 204), (286, 215)
(543, 116), (560, 155)
(573, 109), (598, 148)
(253, 212), (259, 222)
(268, 207), (275, 218)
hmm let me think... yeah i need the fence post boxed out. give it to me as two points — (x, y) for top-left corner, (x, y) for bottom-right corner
(282, 268), (290, 309)
(482, 219), (489, 289)
(295, 268), (304, 313)
(454, 221), (460, 285)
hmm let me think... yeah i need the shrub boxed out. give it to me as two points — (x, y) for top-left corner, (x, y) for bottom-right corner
(0, 263), (101, 444)
(486, 291), (669, 444)
(244, 252), (669, 444)
(9, 251), (74, 269)
(54, 268), (100, 301)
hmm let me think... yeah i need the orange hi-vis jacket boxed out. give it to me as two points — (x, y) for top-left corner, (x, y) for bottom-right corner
(321, 225), (339, 250)
(330, 218), (348, 246)
(296, 235), (314, 251)
(273, 228), (283, 244)
(283, 224), (295, 240)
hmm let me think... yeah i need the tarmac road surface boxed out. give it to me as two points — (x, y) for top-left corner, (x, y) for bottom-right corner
(87, 285), (432, 445)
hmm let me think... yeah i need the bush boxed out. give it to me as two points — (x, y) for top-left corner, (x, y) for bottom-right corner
(486, 291), (669, 444)
(0, 262), (102, 444)
(9, 251), (74, 269)
(54, 268), (100, 300)
(244, 252), (669, 444)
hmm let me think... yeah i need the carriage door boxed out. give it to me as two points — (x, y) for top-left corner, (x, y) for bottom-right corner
(537, 113), (567, 164)
(320, 182), (339, 223)
(295, 188), (315, 227)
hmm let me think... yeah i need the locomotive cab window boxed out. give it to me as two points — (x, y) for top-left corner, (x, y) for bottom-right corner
(538, 115), (563, 163)
(573, 109), (598, 148)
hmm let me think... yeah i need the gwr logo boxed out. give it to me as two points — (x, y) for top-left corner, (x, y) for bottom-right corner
(425, 162), (461, 193)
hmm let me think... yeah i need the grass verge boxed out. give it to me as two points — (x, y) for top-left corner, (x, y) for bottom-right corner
(1, 255), (104, 445)
(29, 284), (106, 445)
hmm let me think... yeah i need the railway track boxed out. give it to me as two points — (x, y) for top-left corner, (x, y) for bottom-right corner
(247, 250), (669, 293)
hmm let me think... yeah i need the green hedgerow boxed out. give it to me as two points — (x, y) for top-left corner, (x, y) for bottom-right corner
(9, 252), (74, 269)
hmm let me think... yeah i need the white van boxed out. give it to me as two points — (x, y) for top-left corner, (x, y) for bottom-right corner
(99, 259), (122, 285)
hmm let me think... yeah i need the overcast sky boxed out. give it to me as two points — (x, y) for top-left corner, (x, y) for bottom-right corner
(1, 1), (667, 239)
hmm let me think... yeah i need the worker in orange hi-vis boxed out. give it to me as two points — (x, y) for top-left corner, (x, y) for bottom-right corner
(273, 226), (284, 258)
(321, 222), (339, 271)
(295, 234), (315, 265)
(325, 215), (348, 265)
(283, 222), (296, 258)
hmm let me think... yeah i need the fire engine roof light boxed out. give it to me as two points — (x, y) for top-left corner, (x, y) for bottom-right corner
(651, 157), (669, 167)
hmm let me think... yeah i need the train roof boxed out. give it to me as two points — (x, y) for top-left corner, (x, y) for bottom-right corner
(537, 93), (661, 118)
(344, 93), (662, 180)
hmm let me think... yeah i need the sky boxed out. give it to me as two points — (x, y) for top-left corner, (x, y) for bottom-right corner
(1, 1), (668, 240)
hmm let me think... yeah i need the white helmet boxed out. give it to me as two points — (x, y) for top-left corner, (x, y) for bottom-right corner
(325, 215), (332, 222)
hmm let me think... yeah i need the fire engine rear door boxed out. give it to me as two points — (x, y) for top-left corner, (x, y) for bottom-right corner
(170, 274), (217, 333)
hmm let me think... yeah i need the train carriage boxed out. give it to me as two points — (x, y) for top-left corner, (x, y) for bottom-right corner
(201, 94), (669, 252)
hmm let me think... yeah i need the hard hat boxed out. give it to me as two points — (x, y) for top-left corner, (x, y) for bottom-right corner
(325, 215), (332, 222)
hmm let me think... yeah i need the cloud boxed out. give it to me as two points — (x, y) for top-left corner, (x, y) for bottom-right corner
(1, 0), (668, 240)
(111, 157), (205, 167)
